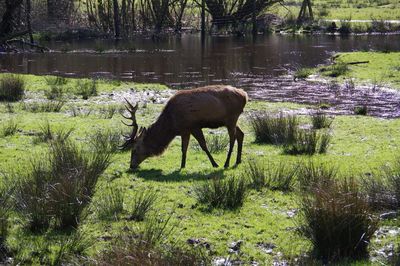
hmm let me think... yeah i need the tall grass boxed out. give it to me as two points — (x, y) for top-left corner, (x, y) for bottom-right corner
(1, 119), (18, 137)
(311, 112), (333, 129)
(0, 181), (13, 259)
(194, 176), (247, 210)
(283, 129), (331, 155)
(89, 129), (123, 153)
(34, 121), (73, 143)
(21, 100), (65, 113)
(92, 185), (124, 221)
(297, 161), (337, 192)
(75, 79), (97, 100)
(192, 133), (229, 153)
(245, 159), (296, 191)
(0, 74), (25, 102)
(15, 138), (112, 230)
(300, 176), (378, 261)
(96, 218), (208, 266)
(44, 85), (65, 100)
(250, 113), (298, 145)
(128, 189), (158, 221)
(294, 67), (313, 80)
(44, 76), (68, 86)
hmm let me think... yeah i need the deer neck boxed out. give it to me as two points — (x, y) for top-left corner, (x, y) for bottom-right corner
(143, 113), (176, 156)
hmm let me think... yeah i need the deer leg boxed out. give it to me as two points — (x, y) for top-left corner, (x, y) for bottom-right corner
(224, 126), (236, 168)
(235, 126), (244, 165)
(191, 128), (219, 168)
(181, 133), (190, 169)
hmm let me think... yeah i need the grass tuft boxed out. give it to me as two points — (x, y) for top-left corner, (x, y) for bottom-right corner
(1, 119), (18, 137)
(14, 138), (112, 230)
(0, 74), (25, 102)
(245, 159), (296, 191)
(0, 180), (13, 260)
(283, 129), (331, 155)
(128, 189), (158, 221)
(194, 176), (247, 210)
(294, 67), (313, 80)
(311, 112), (333, 129)
(21, 100), (65, 113)
(300, 176), (378, 261)
(92, 185), (124, 221)
(75, 79), (97, 100)
(34, 121), (73, 143)
(250, 113), (298, 145)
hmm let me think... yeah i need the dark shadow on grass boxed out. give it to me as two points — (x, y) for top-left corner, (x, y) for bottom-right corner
(131, 168), (225, 182)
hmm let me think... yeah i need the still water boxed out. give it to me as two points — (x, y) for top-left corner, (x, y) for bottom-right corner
(1, 34), (400, 89)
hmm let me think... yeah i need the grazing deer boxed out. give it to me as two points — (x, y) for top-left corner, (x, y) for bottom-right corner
(121, 85), (248, 170)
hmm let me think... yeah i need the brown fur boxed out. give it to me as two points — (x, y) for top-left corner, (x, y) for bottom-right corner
(128, 85), (248, 169)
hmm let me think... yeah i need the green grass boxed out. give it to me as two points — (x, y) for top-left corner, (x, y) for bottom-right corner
(316, 52), (400, 89)
(1, 74), (400, 264)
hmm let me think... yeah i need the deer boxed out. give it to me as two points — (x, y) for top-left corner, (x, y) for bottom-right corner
(120, 85), (248, 170)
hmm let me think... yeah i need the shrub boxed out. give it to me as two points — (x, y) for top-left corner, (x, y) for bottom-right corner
(250, 113), (298, 145)
(128, 189), (157, 221)
(92, 185), (124, 221)
(75, 80), (97, 100)
(283, 129), (331, 155)
(300, 177), (378, 261)
(245, 159), (296, 191)
(311, 112), (333, 129)
(1, 119), (18, 137)
(354, 106), (368, 116)
(15, 138), (112, 230)
(0, 74), (25, 102)
(194, 176), (247, 210)
(294, 67), (313, 80)
(21, 100), (65, 113)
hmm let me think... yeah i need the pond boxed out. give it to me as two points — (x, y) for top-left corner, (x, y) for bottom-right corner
(1, 34), (400, 91)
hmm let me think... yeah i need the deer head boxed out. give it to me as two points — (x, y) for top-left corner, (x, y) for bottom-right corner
(120, 99), (148, 170)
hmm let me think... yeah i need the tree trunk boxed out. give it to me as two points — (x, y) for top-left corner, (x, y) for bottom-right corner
(113, 0), (121, 38)
(26, 0), (34, 43)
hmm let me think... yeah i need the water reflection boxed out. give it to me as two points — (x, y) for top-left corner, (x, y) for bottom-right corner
(1, 34), (399, 89)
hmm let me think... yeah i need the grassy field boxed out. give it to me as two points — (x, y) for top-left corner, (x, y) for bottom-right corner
(273, 0), (400, 21)
(1, 72), (400, 264)
(310, 52), (400, 89)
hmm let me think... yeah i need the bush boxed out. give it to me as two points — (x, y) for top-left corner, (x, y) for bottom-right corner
(128, 189), (157, 221)
(283, 129), (331, 155)
(311, 112), (333, 129)
(194, 176), (247, 210)
(92, 185), (124, 221)
(21, 100), (65, 113)
(300, 177), (378, 261)
(1, 119), (18, 137)
(0, 74), (25, 102)
(245, 159), (296, 191)
(250, 113), (298, 145)
(15, 138), (112, 230)
(75, 80), (97, 100)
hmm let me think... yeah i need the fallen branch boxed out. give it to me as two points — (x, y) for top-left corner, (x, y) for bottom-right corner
(347, 61), (370, 65)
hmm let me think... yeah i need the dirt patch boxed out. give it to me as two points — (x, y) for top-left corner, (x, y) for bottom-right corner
(235, 73), (400, 118)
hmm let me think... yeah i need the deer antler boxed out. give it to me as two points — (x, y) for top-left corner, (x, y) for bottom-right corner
(120, 99), (139, 150)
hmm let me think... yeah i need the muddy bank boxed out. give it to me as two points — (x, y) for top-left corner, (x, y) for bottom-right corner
(236, 74), (400, 118)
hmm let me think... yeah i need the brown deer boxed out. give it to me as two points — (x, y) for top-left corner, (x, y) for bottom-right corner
(121, 85), (248, 170)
